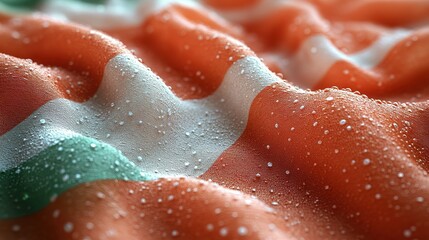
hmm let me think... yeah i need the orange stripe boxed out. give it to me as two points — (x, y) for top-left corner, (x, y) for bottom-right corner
(0, 178), (294, 240)
(239, 2), (381, 54)
(0, 14), (127, 135)
(106, 5), (255, 99)
(203, 0), (262, 10)
(202, 84), (429, 239)
(212, 2), (429, 99)
(309, 0), (429, 27)
(315, 29), (429, 99)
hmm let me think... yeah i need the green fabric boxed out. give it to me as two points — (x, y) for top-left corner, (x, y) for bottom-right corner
(0, 0), (42, 9)
(0, 136), (152, 219)
(0, 0), (141, 14)
(0, 0), (105, 11)
(0, 0), (144, 10)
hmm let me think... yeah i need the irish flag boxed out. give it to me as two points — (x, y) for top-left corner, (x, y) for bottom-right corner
(1, 0), (429, 239)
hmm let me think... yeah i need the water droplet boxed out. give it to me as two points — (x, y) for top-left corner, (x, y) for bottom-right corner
(11, 225), (20, 232)
(96, 192), (105, 199)
(62, 174), (69, 182)
(52, 209), (60, 218)
(219, 227), (228, 236)
(237, 226), (248, 236)
(64, 222), (74, 233)
(375, 193), (382, 199)
(214, 208), (222, 214)
(206, 224), (214, 231)
(403, 229), (412, 238)
(363, 158), (371, 166)
(86, 222), (94, 230)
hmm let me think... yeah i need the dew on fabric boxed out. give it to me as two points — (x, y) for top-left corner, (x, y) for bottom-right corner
(363, 158), (371, 166)
(64, 222), (74, 233)
(206, 224), (214, 231)
(237, 226), (248, 236)
(219, 227), (228, 237)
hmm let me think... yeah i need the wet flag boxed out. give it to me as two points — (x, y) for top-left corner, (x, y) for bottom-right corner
(1, 0), (429, 239)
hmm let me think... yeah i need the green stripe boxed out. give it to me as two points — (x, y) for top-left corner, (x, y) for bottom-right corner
(0, 135), (152, 219)
(0, 0), (138, 11)
(0, 0), (104, 8)
(0, 0), (104, 11)
(0, 0), (42, 10)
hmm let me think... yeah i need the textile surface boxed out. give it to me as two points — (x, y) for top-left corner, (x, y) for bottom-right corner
(1, 0), (429, 239)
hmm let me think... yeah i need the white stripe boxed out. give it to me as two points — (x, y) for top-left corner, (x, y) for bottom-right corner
(39, 0), (200, 29)
(284, 31), (410, 87)
(0, 55), (280, 176)
(215, 0), (411, 88)
(216, 0), (297, 23)
(39, 0), (410, 88)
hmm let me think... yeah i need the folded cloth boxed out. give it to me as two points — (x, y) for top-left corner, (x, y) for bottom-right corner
(1, 0), (429, 239)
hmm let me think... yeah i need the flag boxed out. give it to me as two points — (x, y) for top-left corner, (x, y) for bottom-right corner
(1, 0), (429, 239)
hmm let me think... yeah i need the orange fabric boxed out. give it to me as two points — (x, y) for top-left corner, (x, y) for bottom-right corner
(204, 0), (261, 10)
(0, 178), (294, 240)
(314, 29), (429, 98)
(106, 5), (255, 99)
(309, 0), (429, 27)
(0, 14), (127, 134)
(203, 84), (429, 239)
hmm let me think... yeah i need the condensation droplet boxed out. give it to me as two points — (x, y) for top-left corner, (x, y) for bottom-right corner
(363, 158), (371, 166)
(237, 226), (248, 236)
(64, 222), (74, 233)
